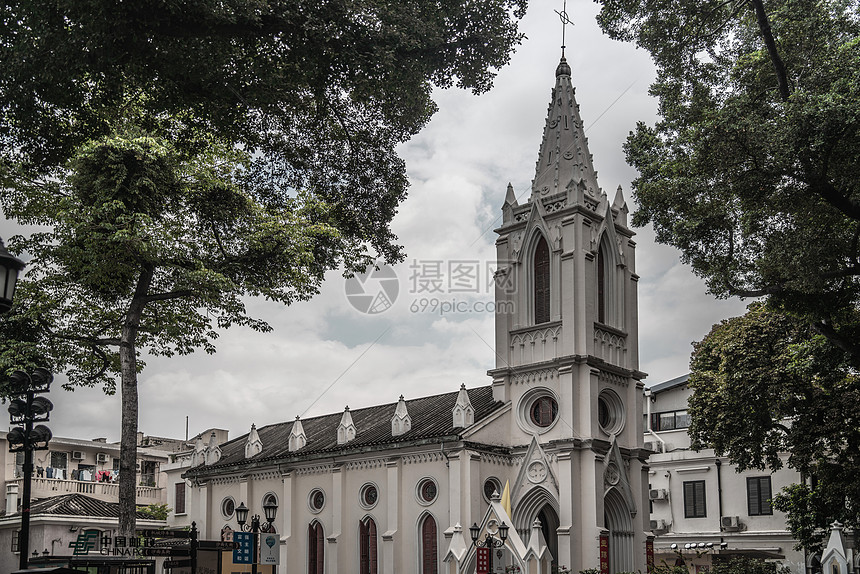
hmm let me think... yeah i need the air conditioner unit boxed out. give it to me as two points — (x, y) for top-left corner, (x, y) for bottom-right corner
(71, 451), (85, 461)
(97, 453), (108, 464)
(721, 515), (741, 530)
(649, 519), (668, 531)
(649, 488), (668, 501)
(644, 441), (659, 452)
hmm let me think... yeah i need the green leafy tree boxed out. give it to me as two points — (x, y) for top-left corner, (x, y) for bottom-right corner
(688, 303), (860, 550)
(137, 503), (171, 521)
(595, 0), (860, 362)
(3, 130), (371, 536)
(0, 0), (526, 264)
(711, 556), (791, 574)
(0, 1), (527, 537)
(596, 0), (860, 551)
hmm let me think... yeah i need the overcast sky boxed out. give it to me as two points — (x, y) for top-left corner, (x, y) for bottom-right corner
(2, 0), (749, 444)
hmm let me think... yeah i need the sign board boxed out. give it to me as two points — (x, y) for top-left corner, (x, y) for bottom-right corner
(259, 533), (280, 565)
(141, 547), (190, 557)
(599, 534), (610, 574)
(477, 547), (490, 574)
(199, 540), (240, 550)
(492, 547), (506, 573)
(138, 529), (191, 539)
(163, 559), (192, 569)
(233, 532), (254, 564)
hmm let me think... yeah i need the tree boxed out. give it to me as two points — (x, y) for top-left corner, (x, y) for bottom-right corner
(2, 130), (353, 535)
(0, 0), (526, 264)
(687, 303), (860, 551)
(0, 1), (526, 536)
(595, 0), (860, 362)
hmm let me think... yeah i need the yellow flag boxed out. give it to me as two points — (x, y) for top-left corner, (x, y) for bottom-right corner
(501, 480), (512, 519)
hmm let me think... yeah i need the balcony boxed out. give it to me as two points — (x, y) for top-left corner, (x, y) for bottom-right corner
(11, 477), (164, 506)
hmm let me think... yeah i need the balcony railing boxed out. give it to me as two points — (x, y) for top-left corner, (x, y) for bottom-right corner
(12, 477), (164, 505)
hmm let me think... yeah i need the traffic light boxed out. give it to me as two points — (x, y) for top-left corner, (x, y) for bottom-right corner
(6, 368), (53, 452)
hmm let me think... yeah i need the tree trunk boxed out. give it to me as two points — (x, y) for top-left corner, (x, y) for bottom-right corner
(118, 264), (154, 538)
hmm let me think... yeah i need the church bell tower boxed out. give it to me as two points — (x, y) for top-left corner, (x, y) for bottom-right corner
(488, 55), (649, 573)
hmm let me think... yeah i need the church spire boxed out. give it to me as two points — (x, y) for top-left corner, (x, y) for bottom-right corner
(531, 54), (602, 201)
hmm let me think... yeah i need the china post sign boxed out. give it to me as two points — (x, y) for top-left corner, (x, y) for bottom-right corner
(233, 532), (253, 564)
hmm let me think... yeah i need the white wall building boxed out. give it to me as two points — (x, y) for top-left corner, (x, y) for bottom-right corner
(170, 52), (651, 574)
(644, 374), (808, 573)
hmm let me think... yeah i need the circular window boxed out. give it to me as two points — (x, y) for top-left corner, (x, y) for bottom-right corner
(360, 483), (379, 509)
(308, 489), (326, 514)
(483, 477), (502, 502)
(221, 497), (235, 519)
(517, 388), (561, 434)
(597, 389), (625, 435)
(416, 478), (438, 505)
(530, 396), (558, 427)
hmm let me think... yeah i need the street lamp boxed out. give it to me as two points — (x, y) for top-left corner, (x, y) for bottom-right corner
(0, 236), (25, 313)
(7, 367), (53, 571)
(236, 501), (278, 574)
(470, 521), (509, 573)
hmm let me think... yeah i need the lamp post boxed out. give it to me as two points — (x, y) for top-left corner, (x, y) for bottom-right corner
(0, 237), (25, 314)
(236, 500), (278, 574)
(470, 521), (509, 573)
(7, 367), (53, 571)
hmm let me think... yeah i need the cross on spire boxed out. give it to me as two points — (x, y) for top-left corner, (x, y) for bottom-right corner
(554, 0), (573, 57)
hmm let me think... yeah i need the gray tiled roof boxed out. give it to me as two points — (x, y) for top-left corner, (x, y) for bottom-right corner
(7, 493), (153, 519)
(188, 385), (504, 475)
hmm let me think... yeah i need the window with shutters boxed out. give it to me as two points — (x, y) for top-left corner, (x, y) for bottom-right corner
(359, 517), (378, 574)
(534, 236), (550, 324)
(747, 476), (773, 516)
(308, 522), (324, 574)
(683, 480), (707, 518)
(529, 396), (558, 427)
(421, 514), (438, 574)
(175, 482), (186, 515)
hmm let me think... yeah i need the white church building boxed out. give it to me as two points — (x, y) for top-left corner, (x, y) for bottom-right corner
(171, 53), (651, 574)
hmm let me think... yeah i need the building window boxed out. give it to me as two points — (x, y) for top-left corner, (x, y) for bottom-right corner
(747, 476), (773, 516)
(483, 478), (502, 503)
(650, 410), (691, 431)
(421, 514), (439, 574)
(360, 484), (378, 510)
(175, 483), (186, 515)
(221, 497), (235, 519)
(359, 516), (378, 574)
(534, 236), (550, 324)
(417, 478), (438, 505)
(308, 522), (324, 574)
(309, 489), (326, 513)
(50, 451), (68, 469)
(11, 530), (19, 553)
(598, 389), (625, 435)
(530, 396), (558, 427)
(597, 246), (606, 323)
(683, 480), (707, 518)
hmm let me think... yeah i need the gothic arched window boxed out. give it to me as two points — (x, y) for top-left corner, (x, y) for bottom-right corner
(597, 246), (606, 324)
(359, 517), (378, 574)
(421, 514), (438, 574)
(308, 522), (324, 574)
(534, 236), (550, 324)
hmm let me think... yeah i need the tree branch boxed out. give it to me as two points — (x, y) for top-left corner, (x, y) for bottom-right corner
(37, 317), (121, 347)
(141, 290), (197, 304)
(812, 320), (860, 366)
(750, 0), (791, 100)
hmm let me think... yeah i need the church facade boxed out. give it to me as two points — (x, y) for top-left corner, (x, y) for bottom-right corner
(174, 55), (650, 574)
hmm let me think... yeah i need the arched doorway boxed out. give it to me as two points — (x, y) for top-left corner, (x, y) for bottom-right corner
(512, 487), (559, 565)
(604, 488), (634, 574)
